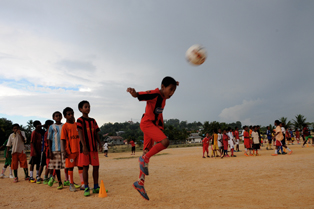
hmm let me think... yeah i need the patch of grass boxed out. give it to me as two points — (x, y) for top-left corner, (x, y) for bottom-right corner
(113, 153), (169, 160)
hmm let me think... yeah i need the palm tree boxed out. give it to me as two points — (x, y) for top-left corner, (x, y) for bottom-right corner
(292, 114), (307, 130)
(279, 117), (292, 129)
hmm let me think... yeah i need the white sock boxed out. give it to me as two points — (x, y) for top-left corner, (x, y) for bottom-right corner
(275, 149), (278, 154)
(245, 148), (248, 152)
(9, 167), (12, 175)
(30, 171), (33, 178)
(36, 170), (39, 177)
(2, 167), (6, 174)
(287, 148), (291, 151)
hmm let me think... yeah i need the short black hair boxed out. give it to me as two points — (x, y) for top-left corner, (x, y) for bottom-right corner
(243, 126), (247, 129)
(33, 120), (41, 127)
(44, 120), (54, 129)
(213, 129), (218, 133)
(227, 127), (231, 131)
(78, 100), (90, 110)
(63, 107), (74, 117)
(12, 123), (20, 129)
(52, 111), (62, 119)
(161, 76), (176, 87)
(275, 120), (281, 126)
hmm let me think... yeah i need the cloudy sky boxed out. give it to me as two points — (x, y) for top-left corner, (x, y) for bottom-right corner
(0, 0), (313, 127)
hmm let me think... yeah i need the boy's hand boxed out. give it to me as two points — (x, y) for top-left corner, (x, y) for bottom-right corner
(127, 88), (138, 98)
(62, 151), (68, 159)
(83, 146), (89, 155)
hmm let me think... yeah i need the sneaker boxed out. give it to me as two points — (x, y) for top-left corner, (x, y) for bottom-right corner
(9, 174), (14, 179)
(43, 178), (49, 185)
(231, 155), (237, 157)
(282, 152), (287, 155)
(13, 177), (18, 183)
(57, 182), (63, 190)
(139, 156), (149, 175)
(63, 180), (70, 186)
(133, 181), (149, 201)
(288, 150), (293, 155)
(256, 154), (260, 156)
(0, 173), (5, 178)
(84, 188), (91, 196)
(48, 177), (54, 187)
(73, 183), (81, 189)
(93, 187), (100, 194)
(24, 176), (30, 181)
(253, 154), (256, 156)
(80, 184), (85, 190)
(244, 153), (249, 157)
(69, 184), (76, 192)
(36, 177), (42, 184)
(249, 154), (253, 156)
(29, 177), (36, 183)
(202, 156), (205, 158)
(271, 154), (278, 156)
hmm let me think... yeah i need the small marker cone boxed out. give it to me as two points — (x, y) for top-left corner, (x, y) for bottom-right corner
(99, 180), (107, 198)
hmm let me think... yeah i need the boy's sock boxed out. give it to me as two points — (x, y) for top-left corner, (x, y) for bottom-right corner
(14, 170), (18, 178)
(68, 171), (74, 184)
(94, 184), (99, 189)
(286, 147), (291, 151)
(144, 143), (166, 162)
(30, 171), (33, 178)
(9, 167), (12, 175)
(64, 169), (69, 181)
(53, 169), (56, 177)
(36, 170), (39, 177)
(44, 175), (48, 179)
(1, 167), (6, 174)
(138, 170), (145, 185)
(275, 149), (278, 154)
(231, 148), (234, 156)
(23, 169), (28, 177)
(85, 184), (89, 189)
(78, 169), (84, 185)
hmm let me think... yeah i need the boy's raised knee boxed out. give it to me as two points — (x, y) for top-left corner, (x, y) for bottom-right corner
(161, 138), (170, 148)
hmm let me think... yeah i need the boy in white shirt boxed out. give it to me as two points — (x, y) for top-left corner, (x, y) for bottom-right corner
(6, 124), (30, 182)
(103, 141), (108, 157)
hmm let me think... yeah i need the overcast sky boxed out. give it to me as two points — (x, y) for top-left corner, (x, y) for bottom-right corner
(0, 0), (313, 127)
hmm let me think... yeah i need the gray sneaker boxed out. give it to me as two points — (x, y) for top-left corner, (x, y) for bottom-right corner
(69, 184), (76, 192)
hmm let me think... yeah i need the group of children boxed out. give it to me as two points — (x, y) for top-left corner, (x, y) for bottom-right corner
(0, 100), (102, 197)
(201, 122), (302, 158)
(202, 127), (241, 159)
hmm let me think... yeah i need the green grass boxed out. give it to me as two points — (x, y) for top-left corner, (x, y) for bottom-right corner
(113, 153), (169, 160)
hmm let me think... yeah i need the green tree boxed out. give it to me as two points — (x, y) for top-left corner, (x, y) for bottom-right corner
(279, 117), (292, 129)
(0, 118), (13, 146)
(292, 114), (307, 130)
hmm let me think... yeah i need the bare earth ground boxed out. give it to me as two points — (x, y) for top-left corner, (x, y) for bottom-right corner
(1, 144), (314, 209)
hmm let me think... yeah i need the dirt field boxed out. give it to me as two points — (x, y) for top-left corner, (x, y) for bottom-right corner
(1, 144), (314, 209)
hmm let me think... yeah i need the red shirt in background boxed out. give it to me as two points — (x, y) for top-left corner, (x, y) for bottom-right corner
(223, 134), (229, 150)
(202, 137), (210, 147)
(296, 130), (300, 138)
(234, 130), (239, 139)
(130, 140), (135, 147)
(31, 130), (42, 156)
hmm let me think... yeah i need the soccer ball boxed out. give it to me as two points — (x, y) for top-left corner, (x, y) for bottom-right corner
(185, 44), (207, 66)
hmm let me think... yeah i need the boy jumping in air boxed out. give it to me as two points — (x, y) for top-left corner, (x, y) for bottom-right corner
(127, 76), (179, 201)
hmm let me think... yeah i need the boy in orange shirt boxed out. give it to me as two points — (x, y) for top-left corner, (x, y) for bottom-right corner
(61, 107), (83, 192)
(127, 76), (178, 201)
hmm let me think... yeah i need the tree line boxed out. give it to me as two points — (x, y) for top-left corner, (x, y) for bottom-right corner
(0, 114), (312, 147)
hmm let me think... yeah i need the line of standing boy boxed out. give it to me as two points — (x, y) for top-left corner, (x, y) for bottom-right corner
(1, 100), (102, 197)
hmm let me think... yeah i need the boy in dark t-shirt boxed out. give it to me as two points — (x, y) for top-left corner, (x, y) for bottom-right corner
(29, 120), (42, 183)
(127, 76), (179, 201)
(77, 100), (101, 197)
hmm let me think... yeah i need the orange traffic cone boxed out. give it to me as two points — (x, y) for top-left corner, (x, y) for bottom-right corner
(99, 180), (107, 198)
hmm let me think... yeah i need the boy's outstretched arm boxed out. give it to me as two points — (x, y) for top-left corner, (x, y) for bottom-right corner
(127, 88), (139, 98)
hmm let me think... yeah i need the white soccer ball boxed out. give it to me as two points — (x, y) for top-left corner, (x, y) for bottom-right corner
(185, 44), (207, 66)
